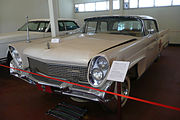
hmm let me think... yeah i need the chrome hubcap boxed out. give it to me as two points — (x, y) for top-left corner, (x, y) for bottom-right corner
(114, 77), (130, 107)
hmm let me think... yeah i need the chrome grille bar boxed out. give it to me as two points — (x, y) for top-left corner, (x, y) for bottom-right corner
(28, 58), (88, 84)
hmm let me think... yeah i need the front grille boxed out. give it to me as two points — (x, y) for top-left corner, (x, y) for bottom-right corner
(28, 58), (88, 84)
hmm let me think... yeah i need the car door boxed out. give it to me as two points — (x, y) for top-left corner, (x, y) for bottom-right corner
(143, 19), (159, 67)
(157, 29), (169, 53)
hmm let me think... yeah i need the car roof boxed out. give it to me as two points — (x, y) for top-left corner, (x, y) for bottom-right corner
(84, 15), (155, 21)
(29, 18), (78, 22)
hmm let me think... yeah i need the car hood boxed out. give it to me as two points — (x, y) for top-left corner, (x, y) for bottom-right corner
(23, 33), (137, 66)
(0, 31), (44, 44)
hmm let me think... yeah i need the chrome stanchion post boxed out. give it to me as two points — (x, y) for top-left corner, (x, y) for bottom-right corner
(26, 16), (30, 43)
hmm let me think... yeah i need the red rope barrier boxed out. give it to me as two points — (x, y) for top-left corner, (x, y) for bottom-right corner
(0, 64), (180, 112)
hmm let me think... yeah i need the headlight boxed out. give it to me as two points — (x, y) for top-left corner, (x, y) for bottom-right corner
(9, 46), (23, 68)
(88, 56), (109, 87)
(97, 57), (108, 70)
(92, 68), (104, 81)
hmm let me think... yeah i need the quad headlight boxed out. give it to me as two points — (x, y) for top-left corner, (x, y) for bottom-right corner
(97, 57), (109, 70)
(9, 46), (23, 68)
(92, 68), (104, 81)
(88, 56), (109, 87)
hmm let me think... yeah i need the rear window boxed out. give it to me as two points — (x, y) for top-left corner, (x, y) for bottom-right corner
(18, 21), (49, 32)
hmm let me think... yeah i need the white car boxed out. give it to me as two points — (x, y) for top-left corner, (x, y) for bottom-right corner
(0, 18), (80, 64)
(9, 15), (168, 110)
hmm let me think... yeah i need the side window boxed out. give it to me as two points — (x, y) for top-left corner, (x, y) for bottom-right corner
(18, 21), (49, 32)
(44, 22), (49, 30)
(38, 22), (47, 32)
(144, 20), (158, 35)
(150, 21), (158, 33)
(64, 21), (79, 31)
(118, 22), (125, 31)
(58, 22), (65, 31)
(112, 22), (119, 30)
(28, 22), (39, 31)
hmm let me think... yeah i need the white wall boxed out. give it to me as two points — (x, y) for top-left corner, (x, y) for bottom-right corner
(0, 0), (179, 44)
(73, 0), (180, 44)
(122, 7), (180, 44)
(58, 0), (74, 18)
(0, 0), (74, 33)
(0, 0), (49, 33)
(75, 0), (107, 3)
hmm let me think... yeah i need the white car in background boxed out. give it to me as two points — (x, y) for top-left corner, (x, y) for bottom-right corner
(0, 18), (80, 64)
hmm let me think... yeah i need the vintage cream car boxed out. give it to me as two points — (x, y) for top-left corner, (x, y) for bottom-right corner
(0, 18), (80, 64)
(9, 15), (168, 109)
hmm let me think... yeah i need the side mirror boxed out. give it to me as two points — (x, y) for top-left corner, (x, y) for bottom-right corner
(148, 29), (155, 34)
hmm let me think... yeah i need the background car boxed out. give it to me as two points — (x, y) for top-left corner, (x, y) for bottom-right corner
(0, 18), (81, 64)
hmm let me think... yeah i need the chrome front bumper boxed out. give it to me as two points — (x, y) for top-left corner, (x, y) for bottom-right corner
(10, 65), (114, 103)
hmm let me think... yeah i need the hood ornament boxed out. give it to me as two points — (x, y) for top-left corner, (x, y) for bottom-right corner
(47, 42), (50, 49)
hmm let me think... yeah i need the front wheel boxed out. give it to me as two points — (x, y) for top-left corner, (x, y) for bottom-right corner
(103, 76), (131, 112)
(114, 76), (131, 107)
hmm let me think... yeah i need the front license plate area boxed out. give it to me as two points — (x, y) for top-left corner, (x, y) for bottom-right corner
(36, 83), (52, 93)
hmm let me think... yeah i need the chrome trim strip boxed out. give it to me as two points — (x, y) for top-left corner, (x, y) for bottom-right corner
(0, 57), (7, 64)
(99, 39), (137, 53)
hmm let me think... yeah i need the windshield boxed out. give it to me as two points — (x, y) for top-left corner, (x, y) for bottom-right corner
(18, 21), (49, 32)
(84, 17), (143, 37)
